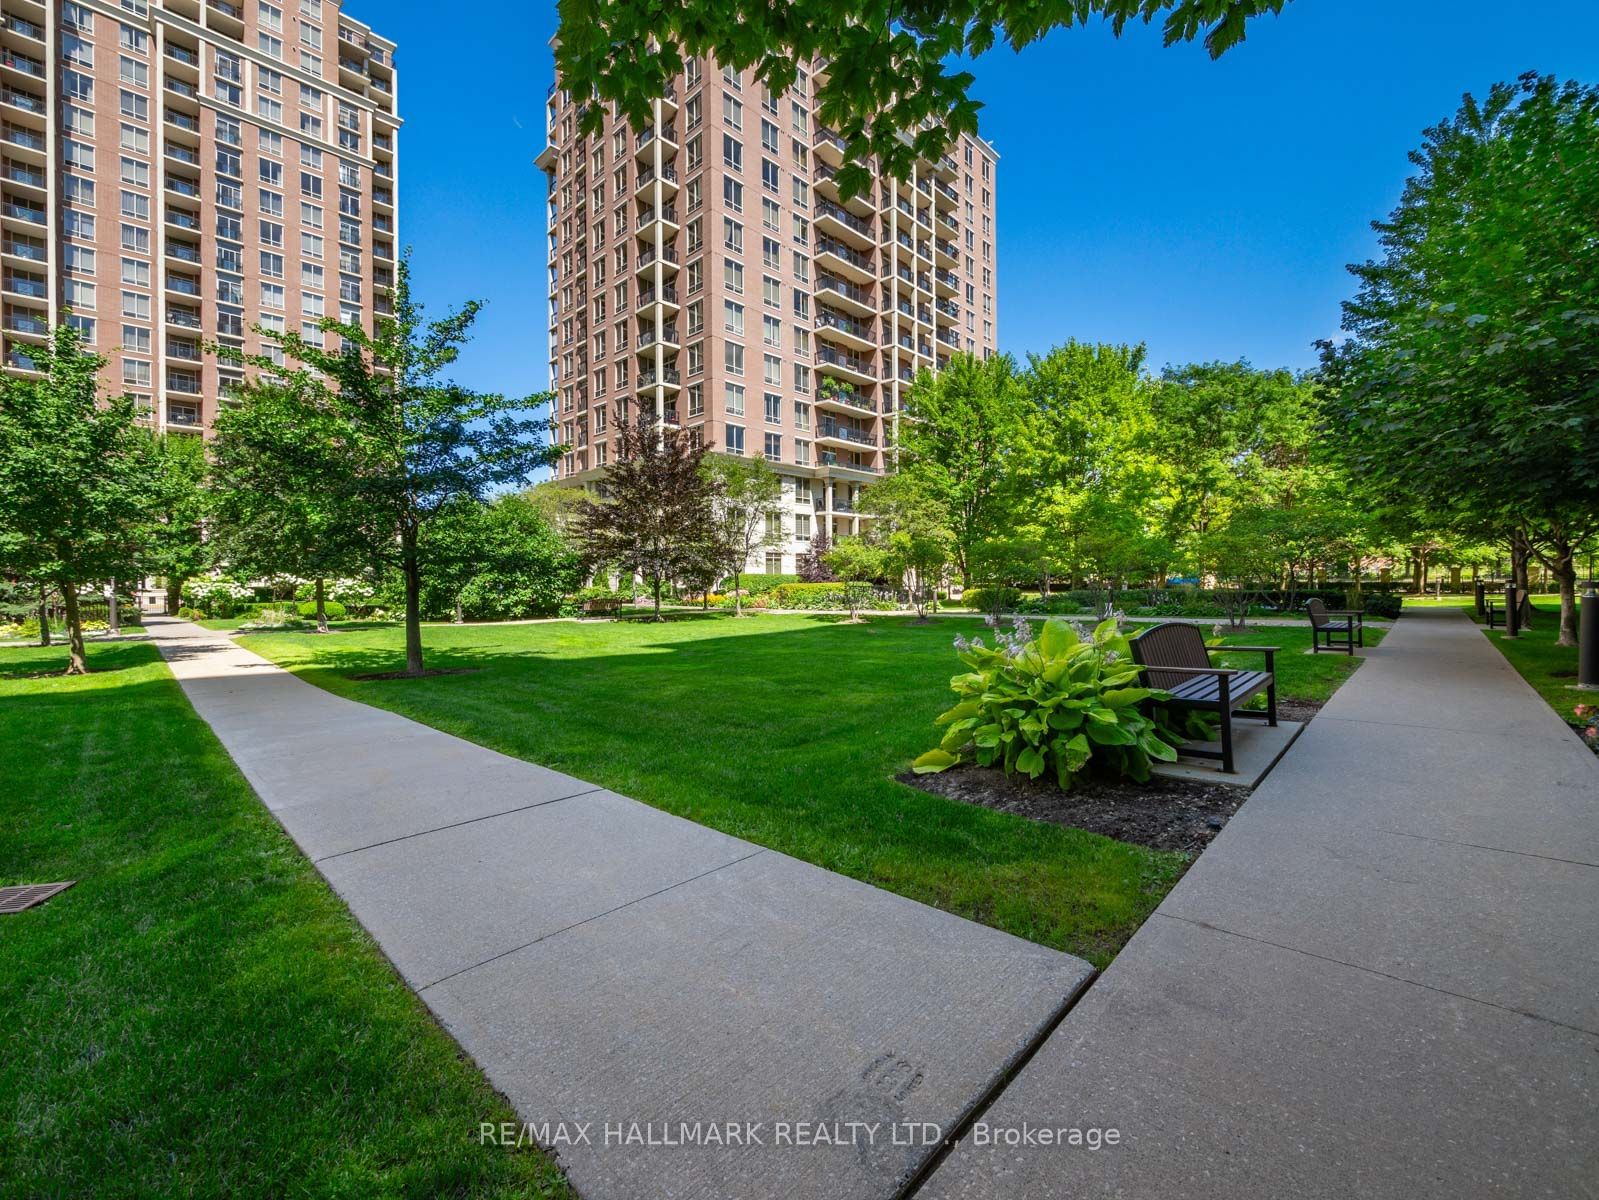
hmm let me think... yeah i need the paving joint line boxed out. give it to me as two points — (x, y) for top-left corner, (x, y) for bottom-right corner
(1369, 828), (1599, 869)
(312, 787), (609, 864)
(1313, 713), (1579, 742)
(1154, 912), (1599, 1039)
(417, 848), (771, 993)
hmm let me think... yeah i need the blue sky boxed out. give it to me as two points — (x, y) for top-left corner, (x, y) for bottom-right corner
(365, 0), (1599, 396)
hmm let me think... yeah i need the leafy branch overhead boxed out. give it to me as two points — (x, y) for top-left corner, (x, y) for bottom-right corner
(555, 0), (1287, 189)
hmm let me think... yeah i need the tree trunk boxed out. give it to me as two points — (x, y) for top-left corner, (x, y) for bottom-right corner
(61, 584), (87, 675)
(401, 524), (425, 675)
(167, 575), (187, 616)
(314, 577), (331, 634)
(652, 577), (664, 621)
(1533, 535), (1579, 647)
(1511, 533), (1537, 627)
(732, 570), (743, 616)
(107, 578), (120, 636)
(37, 583), (50, 647)
(452, 598), (464, 625)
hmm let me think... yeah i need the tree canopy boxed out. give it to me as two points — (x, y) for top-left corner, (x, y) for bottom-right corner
(1321, 73), (1599, 641)
(556, 0), (1289, 194)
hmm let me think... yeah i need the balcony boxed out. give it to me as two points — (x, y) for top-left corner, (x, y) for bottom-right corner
(1, 200), (43, 226)
(166, 307), (202, 330)
(933, 267), (959, 296)
(3, 16), (44, 42)
(636, 365), (681, 391)
(166, 143), (201, 166)
(0, 49), (44, 80)
(5, 349), (42, 371)
(815, 306), (874, 352)
(167, 371), (203, 395)
(934, 237), (959, 266)
(166, 274), (202, 297)
(814, 125), (849, 166)
(813, 161), (875, 217)
(167, 240), (201, 264)
(634, 123), (679, 162)
(636, 283), (679, 311)
(815, 381), (876, 417)
(0, 86), (43, 117)
(634, 204), (679, 236)
(815, 199), (873, 250)
(814, 343), (877, 385)
(4, 309), (47, 338)
(166, 43), (200, 67)
(935, 298), (960, 324)
(816, 419), (878, 448)
(167, 401), (202, 428)
(1, 123), (43, 154)
(166, 208), (201, 231)
(933, 177), (959, 208)
(636, 325), (680, 351)
(165, 176), (201, 199)
(167, 338), (202, 361)
(635, 164), (679, 198)
(814, 235), (873, 284)
(165, 108), (201, 134)
(165, 78), (199, 100)
(815, 272), (873, 318)
(1, 160), (42, 190)
(2, 235), (44, 262)
(635, 245), (680, 275)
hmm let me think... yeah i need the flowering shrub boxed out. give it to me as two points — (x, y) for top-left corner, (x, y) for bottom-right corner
(1576, 704), (1598, 755)
(914, 616), (1192, 786)
(184, 577), (256, 618)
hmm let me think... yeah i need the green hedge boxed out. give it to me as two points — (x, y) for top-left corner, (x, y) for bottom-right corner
(738, 573), (800, 596)
(296, 600), (348, 619)
(960, 587), (1025, 613)
(769, 582), (897, 611)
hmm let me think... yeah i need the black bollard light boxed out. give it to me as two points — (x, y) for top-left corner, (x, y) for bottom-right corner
(1505, 583), (1521, 639)
(1581, 580), (1599, 690)
(1474, 579), (1486, 616)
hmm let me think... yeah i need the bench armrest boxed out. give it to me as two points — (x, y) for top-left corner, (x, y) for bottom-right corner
(1141, 665), (1241, 679)
(1325, 609), (1364, 618)
(1213, 645), (1277, 670)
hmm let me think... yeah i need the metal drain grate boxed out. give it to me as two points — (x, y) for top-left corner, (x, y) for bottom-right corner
(0, 882), (75, 914)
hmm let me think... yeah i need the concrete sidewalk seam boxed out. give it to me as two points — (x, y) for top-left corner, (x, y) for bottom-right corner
(417, 847), (773, 993)
(1313, 712), (1580, 742)
(1154, 912), (1599, 1039)
(311, 786), (608, 864)
(1372, 827), (1599, 870)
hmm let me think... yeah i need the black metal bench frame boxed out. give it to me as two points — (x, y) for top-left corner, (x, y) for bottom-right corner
(1306, 598), (1364, 655)
(1130, 622), (1278, 775)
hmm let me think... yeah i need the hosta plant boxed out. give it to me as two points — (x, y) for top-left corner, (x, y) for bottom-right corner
(913, 616), (1203, 787)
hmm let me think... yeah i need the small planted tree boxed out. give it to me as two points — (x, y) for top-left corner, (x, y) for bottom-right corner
(214, 258), (560, 673)
(209, 375), (372, 634)
(823, 535), (885, 623)
(859, 471), (954, 621)
(0, 325), (157, 673)
(796, 529), (836, 582)
(703, 453), (783, 616)
(575, 414), (717, 621)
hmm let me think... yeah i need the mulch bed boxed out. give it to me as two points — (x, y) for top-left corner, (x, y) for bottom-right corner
(900, 700), (1327, 854)
(901, 765), (1249, 854)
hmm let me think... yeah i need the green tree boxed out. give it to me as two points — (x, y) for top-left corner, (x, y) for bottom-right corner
(556, 0), (1287, 194)
(209, 375), (372, 633)
(216, 259), (560, 671)
(1323, 75), (1599, 643)
(576, 414), (718, 620)
(0, 325), (158, 673)
(421, 494), (583, 622)
(144, 435), (209, 617)
(822, 535), (885, 623)
(858, 471), (954, 620)
(895, 352), (1029, 580)
(703, 453), (783, 615)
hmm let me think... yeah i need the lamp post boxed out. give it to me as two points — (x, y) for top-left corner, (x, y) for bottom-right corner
(1581, 580), (1598, 690)
(1505, 581), (1521, 639)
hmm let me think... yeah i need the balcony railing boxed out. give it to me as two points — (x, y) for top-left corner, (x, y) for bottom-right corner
(166, 208), (201, 230)
(3, 237), (45, 261)
(636, 326), (680, 348)
(167, 372), (203, 394)
(817, 199), (871, 238)
(2, 124), (43, 151)
(166, 108), (200, 131)
(0, 87), (43, 114)
(815, 273), (870, 307)
(815, 344), (876, 379)
(816, 308), (872, 342)
(5, 313), (47, 335)
(0, 50), (45, 79)
(815, 236), (870, 272)
(636, 165), (678, 189)
(167, 402), (202, 426)
(638, 366), (681, 387)
(166, 308), (202, 329)
(3, 273), (46, 297)
(168, 242), (201, 263)
(1, 201), (43, 225)
(636, 205), (678, 230)
(637, 246), (680, 269)
(4, 16), (44, 41)
(165, 78), (198, 99)
(166, 44), (200, 66)
(815, 126), (848, 154)
(817, 420), (878, 447)
(637, 284), (678, 306)
(2, 162), (42, 188)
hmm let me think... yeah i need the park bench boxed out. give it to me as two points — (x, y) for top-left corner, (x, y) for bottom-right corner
(580, 596), (623, 618)
(1130, 622), (1278, 775)
(1306, 598), (1364, 655)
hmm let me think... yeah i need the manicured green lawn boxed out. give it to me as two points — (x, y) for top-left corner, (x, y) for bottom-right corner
(0, 641), (569, 1199)
(1212, 624), (1387, 704)
(1482, 622), (1589, 721)
(239, 614), (1373, 967)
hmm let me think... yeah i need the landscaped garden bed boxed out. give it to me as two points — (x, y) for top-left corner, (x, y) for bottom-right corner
(901, 765), (1247, 854)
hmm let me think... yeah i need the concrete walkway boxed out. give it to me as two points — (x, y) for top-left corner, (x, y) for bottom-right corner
(143, 618), (1093, 1200)
(922, 608), (1599, 1199)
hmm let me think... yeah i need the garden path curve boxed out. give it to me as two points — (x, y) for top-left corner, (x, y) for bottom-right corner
(144, 617), (1093, 1200)
(921, 607), (1599, 1199)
